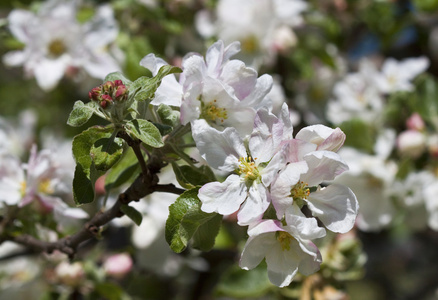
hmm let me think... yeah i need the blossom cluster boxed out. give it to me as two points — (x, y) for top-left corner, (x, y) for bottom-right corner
(143, 40), (358, 287)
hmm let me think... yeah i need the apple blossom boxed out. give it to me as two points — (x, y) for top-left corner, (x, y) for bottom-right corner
(270, 140), (358, 234)
(3, 0), (123, 91)
(239, 206), (324, 287)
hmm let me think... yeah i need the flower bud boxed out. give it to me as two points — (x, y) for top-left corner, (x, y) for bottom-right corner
(406, 113), (425, 131)
(115, 84), (128, 102)
(55, 261), (85, 287)
(101, 94), (113, 108)
(102, 81), (115, 93)
(397, 130), (426, 158)
(103, 253), (133, 279)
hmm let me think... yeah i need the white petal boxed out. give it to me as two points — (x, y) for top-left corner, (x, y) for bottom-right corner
(240, 231), (276, 270)
(284, 205), (326, 240)
(296, 125), (346, 152)
(220, 60), (257, 100)
(271, 161), (308, 219)
(34, 57), (69, 91)
(191, 119), (245, 171)
(306, 184), (358, 233)
(302, 151), (349, 187)
(198, 174), (246, 215)
(265, 239), (300, 287)
(2, 51), (26, 67)
(237, 182), (270, 226)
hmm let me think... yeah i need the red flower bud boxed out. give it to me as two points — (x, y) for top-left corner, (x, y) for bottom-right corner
(114, 80), (123, 87)
(115, 85), (128, 101)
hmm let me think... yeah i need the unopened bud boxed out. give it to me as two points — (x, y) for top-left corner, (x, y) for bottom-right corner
(115, 85), (128, 101)
(55, 261), (85, 287)
(406, 113), (425, 131)
(103, 253), (133, 279)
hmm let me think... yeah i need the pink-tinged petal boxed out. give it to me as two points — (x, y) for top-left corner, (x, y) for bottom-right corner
(247, 219), (284, 236)
(240, 231), (276, 270)
(224, 106), (256, 137)
(205, 40), (225, 75)
(306, 184), (358, 233)
(284, 205), (326, 240)
(237, 182), (270, 226)
(220, 60), (257, 100)
(296, 125), (346, 152)
(279, 102), (294, 139)
(240, 74), (273, 109)
(191, 119), (245, 171)
(198, 174), (246, 215)
(302, 151), (349, 187)
(249, 108), (284, 162)
(181, 55), (206, 89)
(8, 10), (38, 43)
(280, 139), (317, 163)
(222, 41), (241, 62)
(271, 162), (308, 219)
(180, 83), (202, 124)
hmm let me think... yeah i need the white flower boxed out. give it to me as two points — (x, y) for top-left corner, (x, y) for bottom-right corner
(375, 56), (429, 94)
(326, 59), (384, 125)
(180, 40), (273, 136)
(239, 206), (324, 287)
(3, 0), (122, 91)
(270, 140), (358, 234)
(396, 130), (426, 158)
(139, 54), (183, 107)
(194, 107), (290, 225)
(0, 145), (87, 223)
(195, 0), (307, 68)
(334, 146), (397, 232)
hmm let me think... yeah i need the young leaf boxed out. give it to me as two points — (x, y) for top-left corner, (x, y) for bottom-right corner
(171, 162), (216, 189)
(105, 147), (140, 191)
(157, 104), (180, 127)
(72, 126), (115, 204)
(90, 137), (124, 171)
(125, 119), (164, 148)
(67, 100), (96, 127)
(165, 188), (223, 253)
(120, 204), (143, 226)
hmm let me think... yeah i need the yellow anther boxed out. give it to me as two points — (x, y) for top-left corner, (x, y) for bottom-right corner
(237, 156), (260, 181)
(202, 101), (228, 123)
(277, 231), (293, 251)
(38, 179), (54, 195)
(290, 181), (310, 200)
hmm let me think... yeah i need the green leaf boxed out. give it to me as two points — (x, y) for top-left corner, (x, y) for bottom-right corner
(105, 147), (140, 191)
(67, 100), (96, 127)
(90, 136), (124, 171)
(157, 103), (180, 127)
(73, 163), (104, 205)
(151, 121), (173, 136)
(125, 119), (164, 148)
(72, 126), (114, 204)
(165, 188), (222, 253)
(340, 119), (375, 154)
(215, 263), (272, 298)
(171, 162), (216, 189)
(94, 282), (124, 300)
(120, 204), (143, 226)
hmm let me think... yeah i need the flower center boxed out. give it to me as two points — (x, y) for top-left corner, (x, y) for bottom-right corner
(38, 179), (54, 195)
(276, 231), (293, 251)
(241, 35), (259, 54)
(48, 39), (67, 58)
(20, 181), (27, 197)
(290, 181), (310, 208)
(237, 156), (259, 181)
(201, 100), (228, 123)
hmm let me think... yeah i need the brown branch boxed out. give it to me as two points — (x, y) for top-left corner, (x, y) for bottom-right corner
(117, 130), (149, 177)
(3, 153), (162, 258)
(153, 184), (185, 195)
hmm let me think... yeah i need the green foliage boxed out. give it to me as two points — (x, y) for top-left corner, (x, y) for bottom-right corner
(171, 162), (216, 189)
(67, 100), (99, 127)
(120, 204), (143, 226)
(340, 119), (376, 154)
(72, 126), (122, 204)
(157, 103), (180, 127)
(125, 119), (164, 148)
(165, 188), (223, 253)
(105, 147), (140, 191)
(215, 263), (272, 298)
